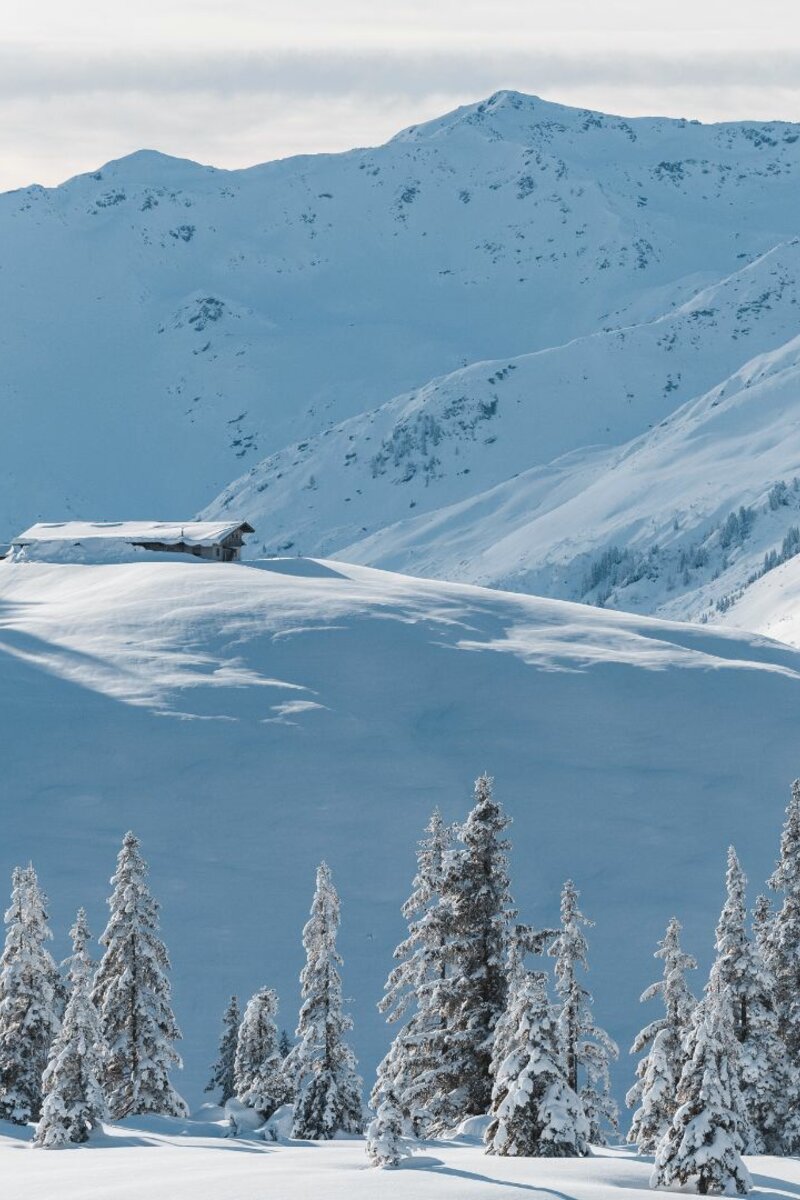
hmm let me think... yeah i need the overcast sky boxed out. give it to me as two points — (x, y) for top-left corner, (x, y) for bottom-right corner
(3, 0), (800, 192)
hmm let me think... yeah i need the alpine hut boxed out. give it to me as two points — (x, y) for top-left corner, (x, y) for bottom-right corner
(11, 521), (254, 562)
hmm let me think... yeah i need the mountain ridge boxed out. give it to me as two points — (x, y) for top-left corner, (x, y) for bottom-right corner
(5, 89), (800, 631)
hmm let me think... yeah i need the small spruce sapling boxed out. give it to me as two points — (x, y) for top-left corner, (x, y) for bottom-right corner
(366, 1080), (412, 1167)
(486, 955), (589, 1158)
(206, 994), (241, 1105)
(234, 987), (290, 1118)
(651, 976), (751, 1196)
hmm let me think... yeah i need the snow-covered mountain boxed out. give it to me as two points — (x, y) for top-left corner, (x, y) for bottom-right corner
(1, 554), (800, 1106)
(5, 88), (800, 637)
(206, 239), (800, 619)
(225, 326), (800, 632)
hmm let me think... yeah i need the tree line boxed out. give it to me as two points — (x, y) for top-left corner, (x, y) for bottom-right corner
(1, 775), (799, 1197)
(631, 785), (800, 1195)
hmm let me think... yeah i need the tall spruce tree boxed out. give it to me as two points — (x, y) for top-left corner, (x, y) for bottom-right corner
(750, 893), (800, 1153)
(713, 847), (789, 1152)
(757, 791), (800, 1155)
(549, 880), (619, 1144)
(737, 963), (792, 1154)
(652, 976), (751, 1196)
(0, 865), (62, 1123)
(373, 809), (457, 1135)
(716, 849), (753, 1044)
(767, 780), (800, 1064)
(628, 916), (695, 1152)
(206, 995), (241, 1104)
(627, 917), (697, 1153)
(234, 987), (290, 1117)
(34, 910), (107, 1147)
(437, 775), (515, 1121)
(486, 963), (589, 1158)
(290, 863), (363, 1138)
(92, 832), (187, 1119)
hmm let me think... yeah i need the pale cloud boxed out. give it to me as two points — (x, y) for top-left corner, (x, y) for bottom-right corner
(2, 1), (800, 192)
(4, 45), (800, 99)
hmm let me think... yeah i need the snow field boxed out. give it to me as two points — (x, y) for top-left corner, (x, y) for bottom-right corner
(1, 1120), (798, 1200)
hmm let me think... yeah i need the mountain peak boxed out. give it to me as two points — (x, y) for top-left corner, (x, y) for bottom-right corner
(58, 147), (214, 191)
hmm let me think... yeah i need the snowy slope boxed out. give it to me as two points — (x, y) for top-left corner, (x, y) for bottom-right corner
(308, 333), (800, 629)
(1, 555), (800, 1108)
(1, 1120), (798, 1200)
(716, 551), (800, 647)
(3, 90), (800, 541)
(205, 239), (800, 566)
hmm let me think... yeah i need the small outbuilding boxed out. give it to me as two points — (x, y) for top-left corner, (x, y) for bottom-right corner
(12, 520), (255, 562)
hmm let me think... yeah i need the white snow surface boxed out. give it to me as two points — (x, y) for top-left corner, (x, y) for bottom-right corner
(717, 552), (800, 646)
(0, 1118), (797, 1200)
(1, 556), (800, 1110)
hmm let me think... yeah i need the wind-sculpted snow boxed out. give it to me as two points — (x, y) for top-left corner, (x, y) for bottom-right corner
(1, 557), (800, 1108)
(3, 90), (800, 544)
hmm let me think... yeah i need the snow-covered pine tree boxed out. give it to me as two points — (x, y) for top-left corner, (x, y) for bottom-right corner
(436, 775), (515, 1121)
(92, 832), (187, 1119)
(290, 863), (363, 1139)
(486, 960), (589, 1158)
(713, 847), (790, 1152)
(751, 894), (773, 966)
(652, 976), (751, 1196)
(206, 995), (241, 1104)
(716, 848), (754, 1044)
(486, 924), (561, 1092)
(549, 880), (619, 1144)
(34, 910), (107, 1147)
(372, 808), (457, 1135)
(234, 987), (290, 1117)
(627, 917), (697, 1153)
(487, 930), (528, 1087)
(0, 865), (63, 1123)
(25, 867), (66, 1019)
(62, 908), (93, 988)
(737, 963), (792, 1155)
(279, 1027), (296, 1105)
(365, 1079), (412, 1167)
(767, 780), (800, 1063)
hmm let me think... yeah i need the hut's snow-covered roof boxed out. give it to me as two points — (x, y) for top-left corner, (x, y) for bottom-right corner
(13, 521), (253, 547)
